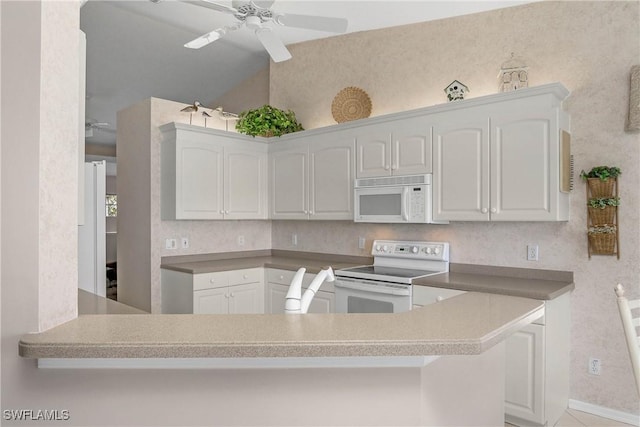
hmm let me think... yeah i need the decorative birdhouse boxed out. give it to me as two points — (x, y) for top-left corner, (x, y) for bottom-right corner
(499, 53), (529, 92)
(444, 80), (469, 102)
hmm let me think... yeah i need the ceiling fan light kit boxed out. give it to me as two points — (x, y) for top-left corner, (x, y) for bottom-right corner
(175, 0), (348, 62)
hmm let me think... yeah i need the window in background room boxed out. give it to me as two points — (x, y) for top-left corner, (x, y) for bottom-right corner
(106, 194), (117, 217)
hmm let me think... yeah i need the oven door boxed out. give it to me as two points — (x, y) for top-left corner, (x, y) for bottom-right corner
(354, 185), (407, 223)
(334, 277), (412, 313)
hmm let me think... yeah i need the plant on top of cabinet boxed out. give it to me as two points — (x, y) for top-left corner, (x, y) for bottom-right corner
(236, 104), (304, 137)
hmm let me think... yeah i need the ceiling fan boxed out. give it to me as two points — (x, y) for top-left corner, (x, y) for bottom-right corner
(85, 121), (114, 138)
(179, 0), (348, 62)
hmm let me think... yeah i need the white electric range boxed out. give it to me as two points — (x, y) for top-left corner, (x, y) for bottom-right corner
(334, 240), (450, 313)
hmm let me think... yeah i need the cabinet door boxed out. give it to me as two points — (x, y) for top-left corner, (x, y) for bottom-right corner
(266, 282), (289, 314)
(356, 129), (391, 178)
(176, 139), (223, 219)
(505, 323), (545, 425)
(270, 145), (309, 219)
(491, 111), (556, 221)
(392, 118), (432, 175)
(224, 146), (267, 219)
(228, 282), (264, 314)
(432, 113), (490, 221)
(306, 290), (334, 313)
(309, 135), (355, 220)
(193, 288), (228, 314)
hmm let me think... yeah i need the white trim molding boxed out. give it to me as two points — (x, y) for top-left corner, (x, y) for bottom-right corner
(569, 399), (640, 426)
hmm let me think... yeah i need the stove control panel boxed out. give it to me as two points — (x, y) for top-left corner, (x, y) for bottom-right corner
(372, 240), (449, 261)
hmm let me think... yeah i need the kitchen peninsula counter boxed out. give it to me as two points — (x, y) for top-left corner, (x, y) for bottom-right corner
(20, 292), (543, 360)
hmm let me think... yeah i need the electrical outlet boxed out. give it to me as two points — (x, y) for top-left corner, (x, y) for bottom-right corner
(237, 235), (245, 246)
(358, 236), (366, 249)
(589, 357), (601, 375)
(292, 234), (298, 246)
(165, 238), (177, 250)
(527, 244), (539, 261)
(181, 237), (189, 249)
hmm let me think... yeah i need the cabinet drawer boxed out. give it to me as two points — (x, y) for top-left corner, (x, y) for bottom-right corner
(193, 271), (228, 291)
(267, 268), (297, 285)
(412, 286), (465, 306)
(228, 268), (262, 286)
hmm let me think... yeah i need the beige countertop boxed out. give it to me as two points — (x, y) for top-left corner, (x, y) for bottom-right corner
(20, 292), (543, 359)
(161, 251), (574, 300)
(160, 249), (371, 275)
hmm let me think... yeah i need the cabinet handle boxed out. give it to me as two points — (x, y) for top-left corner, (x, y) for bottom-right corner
(384, 165), (390, 170)
(481, 208), (488, 214)
(220, 210), (224, 214)
(490, 208), (497, 213)
(225, 210), (229, 214)
(225, 293), (229, 298)
(304, 210), (308, 214)
(230, 292), (235, 298)
(279, 275), (284, 280)
(243, 274), (248, 279)
(210, 279), (215, 283)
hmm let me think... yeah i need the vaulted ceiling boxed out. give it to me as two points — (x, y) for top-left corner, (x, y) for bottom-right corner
(80, 0), (534, 146)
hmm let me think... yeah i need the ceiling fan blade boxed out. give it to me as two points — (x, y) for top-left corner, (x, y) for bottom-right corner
(184, 28), (224, 49)
(183, 0), (240, 15)
(255, 28), (291, 62)
(276, 13), (348, 33)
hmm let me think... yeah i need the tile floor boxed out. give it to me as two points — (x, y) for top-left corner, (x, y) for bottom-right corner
(505, 409), (636, 427)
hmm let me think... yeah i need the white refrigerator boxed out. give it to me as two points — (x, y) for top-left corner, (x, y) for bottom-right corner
(78, 161), (106, 297)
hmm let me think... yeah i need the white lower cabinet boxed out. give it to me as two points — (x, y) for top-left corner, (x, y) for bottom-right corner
(505, 322), (545, 424)
(411, 286), (570, 427)
(505, 292), (570, 427)
(265, 268), (335, 314)
(162, 268), (264, 314)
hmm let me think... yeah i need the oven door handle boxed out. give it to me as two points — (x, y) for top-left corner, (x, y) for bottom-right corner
(335, 280), (411, 296)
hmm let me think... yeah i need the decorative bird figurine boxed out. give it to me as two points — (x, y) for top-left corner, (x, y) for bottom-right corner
(180, 101), (210, 124)
(214, 106), (239, 131)
(201, 110), (213, 128)
(214, 106), (239, 120)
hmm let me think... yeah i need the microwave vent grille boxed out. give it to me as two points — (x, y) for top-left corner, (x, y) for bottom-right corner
(356, 174), (430, 187)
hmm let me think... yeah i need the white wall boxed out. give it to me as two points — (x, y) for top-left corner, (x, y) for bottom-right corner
(268, 1), (640, 415)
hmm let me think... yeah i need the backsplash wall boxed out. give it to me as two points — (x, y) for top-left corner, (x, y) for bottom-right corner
(268, 1), (640, 416)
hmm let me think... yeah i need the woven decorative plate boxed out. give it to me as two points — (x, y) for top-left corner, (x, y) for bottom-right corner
(331, 87), (372, 123)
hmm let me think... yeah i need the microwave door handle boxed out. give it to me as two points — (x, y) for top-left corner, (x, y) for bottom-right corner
(402, 187), (409, 221)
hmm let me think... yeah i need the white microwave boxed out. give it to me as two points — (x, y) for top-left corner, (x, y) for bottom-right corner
(354, 174), (446, 224)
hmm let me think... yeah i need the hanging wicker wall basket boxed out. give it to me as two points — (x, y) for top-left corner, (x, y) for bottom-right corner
(588, 232), (617, 254)
(331, 87), (372, 123)
(588, 206), (616, 225)
(586, 178), (616, 198)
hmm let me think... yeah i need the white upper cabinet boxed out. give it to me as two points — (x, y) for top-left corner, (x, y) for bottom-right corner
(161, 124), (267, 220)
(432, 86), (570, 222)
(160, 84), (570, 223)
(432, 112), (490, 221)
(270, 131), (355, 220)
(309, 134), (355, 219)
(224, 146), (268, 219)
(270, 141), (308, 220)
(356, 118), (432, 178)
